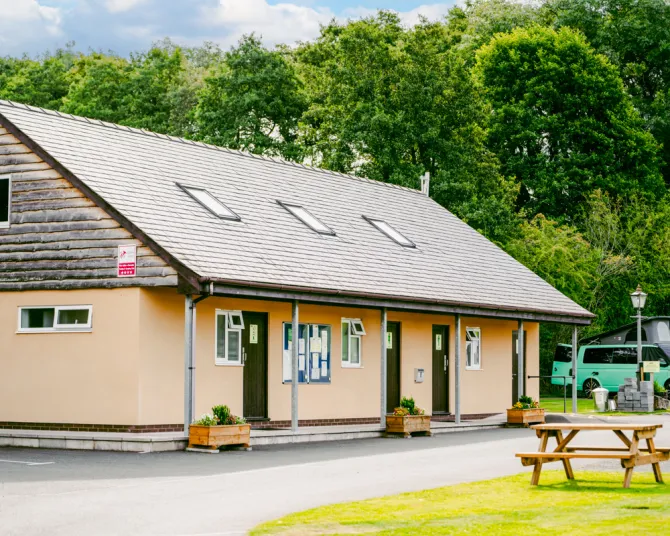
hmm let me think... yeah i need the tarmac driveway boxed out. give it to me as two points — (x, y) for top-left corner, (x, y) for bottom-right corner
(1, 416), (669, 536)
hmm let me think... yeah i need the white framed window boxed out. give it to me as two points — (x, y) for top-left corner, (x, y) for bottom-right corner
(342, 318), (365, 367)
(363, 216), (415, 248)
(278, 201), (335, 236)
(18, 305), (93, 333)
(0, 175), (11, 229)
(466, 327), (481, 370)
(178, 183), (240, 221)
(216, 310), (244, 365)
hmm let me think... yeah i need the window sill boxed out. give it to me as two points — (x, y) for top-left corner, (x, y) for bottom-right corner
(465, 367), (483, 371)
(214, 362), (244, 367)
(342, 364), (363, 369)
(16, 329), (92, 334)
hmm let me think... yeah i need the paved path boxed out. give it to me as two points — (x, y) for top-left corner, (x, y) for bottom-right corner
(1, 417), (669, 536)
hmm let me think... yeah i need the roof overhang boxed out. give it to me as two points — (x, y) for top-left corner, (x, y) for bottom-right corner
(201, 279), (593, 326)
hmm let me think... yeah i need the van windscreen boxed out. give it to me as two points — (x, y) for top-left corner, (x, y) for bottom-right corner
(554, 345), (572, 363)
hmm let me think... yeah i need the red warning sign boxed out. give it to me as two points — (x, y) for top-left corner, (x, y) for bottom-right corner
(117, 244), (137, 277)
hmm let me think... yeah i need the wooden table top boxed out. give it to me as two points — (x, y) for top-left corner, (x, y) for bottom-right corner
(532, 423), (663, 431)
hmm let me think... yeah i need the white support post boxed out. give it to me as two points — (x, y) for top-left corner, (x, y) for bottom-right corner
(517, 320), (525, 398)
(572, 325), (578, 414)
(291, 300), (299, 433)
(184, 295), (194, 434)
(380, 307), (388, 424)
(455, 314), (461, 424)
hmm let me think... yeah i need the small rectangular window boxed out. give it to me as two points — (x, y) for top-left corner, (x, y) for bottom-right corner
(342, 318), (364, 367)
(363, 216), (415, 247)
(18, 306), (92, 332)
(465, 327), (481, 370)
(278, 201), (335, 235)
(0, 176), (11, 229)
(215, 310), (243, 365)
(178, 184), (240, 221)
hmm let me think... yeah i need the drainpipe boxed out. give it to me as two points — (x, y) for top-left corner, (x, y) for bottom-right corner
(184, 289), (211, 435)
(455, 314), (461, 424)
(517, 320), (525, 398)
(572, 326), (579, 414)
(380, 308), (388, 424)
(291, 300), (299, 432)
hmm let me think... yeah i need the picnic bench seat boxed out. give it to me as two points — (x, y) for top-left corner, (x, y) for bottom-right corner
(515, 423), (670, 488)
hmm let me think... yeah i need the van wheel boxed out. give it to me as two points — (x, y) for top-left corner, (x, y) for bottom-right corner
(582, 378), (600, 398)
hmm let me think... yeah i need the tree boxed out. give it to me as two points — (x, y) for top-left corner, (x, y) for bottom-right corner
(194, 35), (307, 160)
(297, 13), (518, 241)
(475, 26), (665, 220)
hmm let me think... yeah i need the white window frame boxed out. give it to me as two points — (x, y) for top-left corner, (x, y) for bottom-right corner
(342, 318), (364, 368)
(465, 327), (481, 370)
(17, 305), (93, 333)
(363, 216), (415, 248)
(177, 183), (241, 221)
(278, 201), (335, 236)
(215, 310), (244, 366)
(0, 174), (11, 229)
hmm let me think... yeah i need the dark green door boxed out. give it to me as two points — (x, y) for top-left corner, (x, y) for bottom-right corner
(432, 325), (449, 413)
(512, 330), (527, 404)
(243, 312), (268, 420)
(386, 322), (401, 413)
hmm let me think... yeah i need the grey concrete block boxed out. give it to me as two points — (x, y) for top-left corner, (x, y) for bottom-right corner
(93, 441), (123, 451)
(64, 439), (95, 450)
(633, 392), (641, 401)
(13, 437), (39, 448)
(640, 381), (653, 392)
(38, 438), (66, 449)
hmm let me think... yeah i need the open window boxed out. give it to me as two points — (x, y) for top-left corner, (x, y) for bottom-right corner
(363, 216), (415, 248)
(465, 327), (481, 370)
(178, 184), (240, 221)
(342, 318), (365, 367)
(0, 175), (11, 229)
(18, 305), (93, 333)
(278, 201), (335, 236)
(216, 310), (244, 365)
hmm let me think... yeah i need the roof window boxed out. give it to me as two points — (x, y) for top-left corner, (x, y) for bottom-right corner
(364, 216), (415, 248)
(278, 201), (335, 235)
(178, 184), (240, 221)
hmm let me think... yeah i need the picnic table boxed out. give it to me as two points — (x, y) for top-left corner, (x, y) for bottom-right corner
(516, 423), (670, 488)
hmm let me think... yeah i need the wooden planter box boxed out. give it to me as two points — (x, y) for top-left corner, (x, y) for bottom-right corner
(506, 408), (545, 426)
(385, 415), (432, 438)
(188, 424), (251, 451)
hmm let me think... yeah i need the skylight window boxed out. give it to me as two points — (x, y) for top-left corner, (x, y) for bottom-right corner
(364, 216), (415, 248)
(178, 184), (240, 221)
(278, 201), (335, 235)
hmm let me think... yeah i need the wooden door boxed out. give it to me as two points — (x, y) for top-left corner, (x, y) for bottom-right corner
(242, 312), (268, 420)
(432, 325), (449, 413)
(512, 330), (527, 404)
(386, 322), (401, 414)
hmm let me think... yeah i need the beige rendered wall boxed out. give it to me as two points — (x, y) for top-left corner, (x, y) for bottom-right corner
(137, 289), (540, 424)
(0, 288), (141, 424)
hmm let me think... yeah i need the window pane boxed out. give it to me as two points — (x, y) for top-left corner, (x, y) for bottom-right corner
(554, 345), (572, 363)
(228, 312), (244, 329)
(612, 348), (636, 365)
(366, 218), (414, 247)
(182, 186), (239, 220)
(473, 340), (480, 366)
(281, 203), (334, 235)
(341, 322), (349, 362)
(351, 336), (360, 364)
(0, 178), (9, 223)
(657, 322), (670, 342)
(21, 308), (55, 329)
(228, 330), (240, 362)
(466, 341), (472, 367)
(583, 348), (613, 364)
(57, 308), (90, 326)
(216, 315), (226, 359)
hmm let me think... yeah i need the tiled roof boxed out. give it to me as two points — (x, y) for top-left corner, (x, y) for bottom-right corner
(0, 100), (593, 320)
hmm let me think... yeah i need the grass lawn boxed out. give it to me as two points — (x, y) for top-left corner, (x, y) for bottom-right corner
(541, 396), (670, 416)
(252, 471), (670, 535)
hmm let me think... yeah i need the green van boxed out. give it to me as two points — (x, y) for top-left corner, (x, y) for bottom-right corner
(551, 344), (670, 396)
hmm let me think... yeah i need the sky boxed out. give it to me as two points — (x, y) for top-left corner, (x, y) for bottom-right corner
(0, 0), (459, 57)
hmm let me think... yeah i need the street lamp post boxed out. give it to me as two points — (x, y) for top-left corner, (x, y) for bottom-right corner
(630, 284), (648, 379)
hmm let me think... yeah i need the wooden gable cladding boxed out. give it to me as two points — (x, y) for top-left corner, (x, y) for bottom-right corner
(0, 127), (178, 290)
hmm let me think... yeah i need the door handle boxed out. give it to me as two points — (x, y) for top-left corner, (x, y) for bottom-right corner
(444, 355), (447, 372)
(242, 349), (247, 365)
(592, 372), (599, 376)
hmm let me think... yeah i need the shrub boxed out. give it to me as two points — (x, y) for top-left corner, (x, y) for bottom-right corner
(654, 381), (667, 395)
(212, 405), (231, 424)
(395, 396), (425, 416)
(192, 406), (247, 426)
(513, 396), (540, 410)
(192, 413), (218, 426)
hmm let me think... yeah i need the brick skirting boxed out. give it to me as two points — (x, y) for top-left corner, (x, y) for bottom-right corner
(0, 422), (184, 433)
(251, 417), (381, 429)
(430, 413), (499, 422)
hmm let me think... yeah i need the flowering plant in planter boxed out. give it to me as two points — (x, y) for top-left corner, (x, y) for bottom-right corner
(507, 396), (545, 425)
(393, 396), (426, 416)
(188, 404), (250, 451)
(386, 396), (431, 437)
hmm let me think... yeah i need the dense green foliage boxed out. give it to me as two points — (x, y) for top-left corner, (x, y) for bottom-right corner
(3, 0), (670, 379)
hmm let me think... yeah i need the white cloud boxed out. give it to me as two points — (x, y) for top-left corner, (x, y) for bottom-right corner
(105, 0), (148, 13)
(0, 0), (62, 52)
(400, 3), (454, 25)
(200, 0), (336, 47)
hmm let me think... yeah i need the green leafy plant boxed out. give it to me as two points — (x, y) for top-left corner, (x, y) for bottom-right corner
(192, 405), (247, 426)
(512, 396), (540, 410)
(192, 413), (218, 426)
(654, 381), (667, 395)
(212, 404), (231, 424)
(394, 396), (425, 416)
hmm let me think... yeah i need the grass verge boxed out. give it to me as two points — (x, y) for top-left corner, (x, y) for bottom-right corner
(540, 397), (669, 416)
(251, 471), (670, 535)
